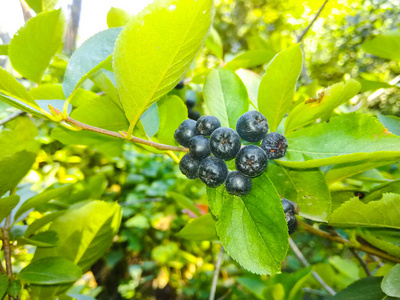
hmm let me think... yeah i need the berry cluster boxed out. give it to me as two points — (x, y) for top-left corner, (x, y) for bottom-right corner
(281, 198), (299, 235)
(174, 80), (201, 120)
(174, 111), (288, 196)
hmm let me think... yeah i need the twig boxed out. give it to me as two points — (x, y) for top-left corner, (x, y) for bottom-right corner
(65, 116), (189, 153)
(299, 221), (400, 263)
(0, 111), (26, 126)
(289, 238), (336, 296)
(0, 260), (6, 274)
(297, 0), (329, 43)
(350, 248), (372, 276)
(1, 215), (15, 300)
(209, 246), (224, 300)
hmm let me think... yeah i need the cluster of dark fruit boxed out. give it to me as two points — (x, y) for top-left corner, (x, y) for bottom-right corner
(281, 198), (299, 235)
(175, 80), (201, 120)
(174, 111), (288, 195)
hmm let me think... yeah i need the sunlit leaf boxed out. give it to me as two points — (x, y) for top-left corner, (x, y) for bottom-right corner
(107, 7), (131, 28)
(362, 31), (400, 61)
(225, 49), (275, 71)
(176, 213), (217, 241)
(0, 195), (20, 223)
(205, 27), (223, 59)
(381, 264), (400, 298)
(25, 0), (58, 13)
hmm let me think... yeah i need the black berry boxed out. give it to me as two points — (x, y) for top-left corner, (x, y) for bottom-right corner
(198, 157), (228, 188)
(179, 154), (200, 179)
(235, 145), (268, 178)
(175, 80), (184, 89)
(281, 198), (299, 215)
(188, 110), (201, 121)
(261, 132), (288, 159)
(236, 111), (269, 142)
(196, 116), (221, 136)
(189, 136), (211, 159)
(210, 127), (241, 161)
(174, 119), (198, 147)
(354, 192), (365, 199)
(287, 215), (298, 235)
(186, 98), (196, 109)
(225, 171), (252, 196)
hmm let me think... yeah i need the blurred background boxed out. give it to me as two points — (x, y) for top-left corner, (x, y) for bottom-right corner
(1, 0), (400, 299)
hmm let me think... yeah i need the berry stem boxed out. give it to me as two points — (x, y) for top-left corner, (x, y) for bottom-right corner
(166, 151), (180, 164)
(65, 116), (189, 152)
(209, 245), (224, 300)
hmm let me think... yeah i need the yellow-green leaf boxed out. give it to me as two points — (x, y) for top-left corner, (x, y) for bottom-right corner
(107, 7), (131, 28)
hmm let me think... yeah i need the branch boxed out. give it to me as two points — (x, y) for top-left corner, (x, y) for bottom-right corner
(65, 116), (189, 153)
(209, 246), (224, 300)
(289, 238), (336, 296)
(0, 260), (6, 274)
(0, 111), (26, 126)
(297, 0), (329, 43)
(350, 248), (372, 276)
(1, 215), (15, 299)
(299, 221), (400, 263)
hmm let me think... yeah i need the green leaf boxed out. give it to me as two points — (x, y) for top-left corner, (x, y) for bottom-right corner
(225, 49), (275, 71)
(278, 113), (400, 169)
(0, 151), (37, 197)
(382, 264), (400, 298)
(357, 78), (395, 93)
(235, 69), (261, 108)
(63, 27), (122, 97)
(378, 114), (400, 136)
(285, 79), (361, 133)
(363, 180), (400, 202)
(18, 231), (59, 248)
(0, 195), (20, 223)
(168, 191), (201, 217)
(113, 0), (214, 126)
(176, 213), (217, 241)
(51, 96), (128, 157)
(330, 194), (400, 229)
(107, 7), (131, 28)
(29, 83), (65, 100)
(0, 273), (9, 299)
(0, 67), (45, 117)
(331, 277), (385, 300)
(18, 257), (82, 285)
(362, 30), (400, 61)
(140, 104), (160, 138)
(0, 44), (8, 55)
(9, 9), (66, 83)
(154, 96), (187, 146)
(33, 200), (121, 272)
(26, 0), (58, 13)
(25, 211), (65, 237)
(91, 70), (121, 108)
(15, 184), (73, 220)
(358, 228), (400, 258)
(7, 279), (21, 298)
(205, 27), (223, 59)
(258, 44), (302, 132)
(236, 277), (265, 299)
(203, 68), (249, 128)
(208, 175), (289, 275)
(266, 163), (331, 222)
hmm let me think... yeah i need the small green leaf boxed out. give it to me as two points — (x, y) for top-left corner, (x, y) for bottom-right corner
(15, 184), (73, 220)
(18, 231), (59, 248)
(378, 113), (400, 136)
(176, 213), (217, 241)
(140, 104), (160, 138)
(29, 83), (65, 100)
(9, 9), (66, 83)
(331, 277), (385, 300)
(26, 0), (58, 13)
(279, 113), (400, 169)
(382, 264), (400, 298)
(208, 175), (289, 275)
(362, 30), (400, 61)
(258, 44), (302, 132)
(203, 68), (249, 128)
(0, 273), (9, 299)
(18, 257), (82, 285)
(285, 79), (361, 133)
(225, 49), (275, 71)
(63, 27), (122, 97)
(357, 78), (395, 93)
(363, 180), (400, 202)
(168, 192), (201, 217)
(205, 27), (223, 59)
(91, 70), (121, 108)
(0, 195), (20, 223)
(266, 163), (331, 222)
(330, 194), (400, 229)
(358, 228), (400, 258)
(7, 279), (21, 298)
(25, 211), (65, 237)
(107, 7), (131, 28)
(113, 0), (214, 127)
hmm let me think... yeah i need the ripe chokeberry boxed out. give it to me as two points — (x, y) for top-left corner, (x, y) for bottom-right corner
(236, 111), (269, 142)
(225, 171), (252, 196)
(281, 198), (299, 215)
(287, 215), (298, 235)
(261, 132), (288, 159)
(196, 116), (221, 136)
(235, 145), (268, 178)
(179, 153), (200, 179)
(210, 127), (241, 161)
(174, 119), (198, 148)
(175, 80), (184, 89)
(198, 156), (228, 188)
(189, 135), (211, 159)
(188, 109), (201, 121)
(186, 98), (196, 109)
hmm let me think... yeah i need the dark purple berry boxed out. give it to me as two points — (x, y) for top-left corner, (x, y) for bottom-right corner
(281, 198), (299, 215)
(188, 109), (201, 121)
(189, 136), (211, 159)
(210, 127), (241, 161)
(179, 154), (200, 179)
(186, 98), (196, 109)
(225, 171), (252, 196)
(198, 157), (228, 188)
(235, 145), (268, 178)
(196, 116), (221, 136)
(175, 80), (184, 89)
(174, 119), (198, 148)
(261, 132), (288, 159)
(287, 215), (298, 235)
(236, 111), (269, 142)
